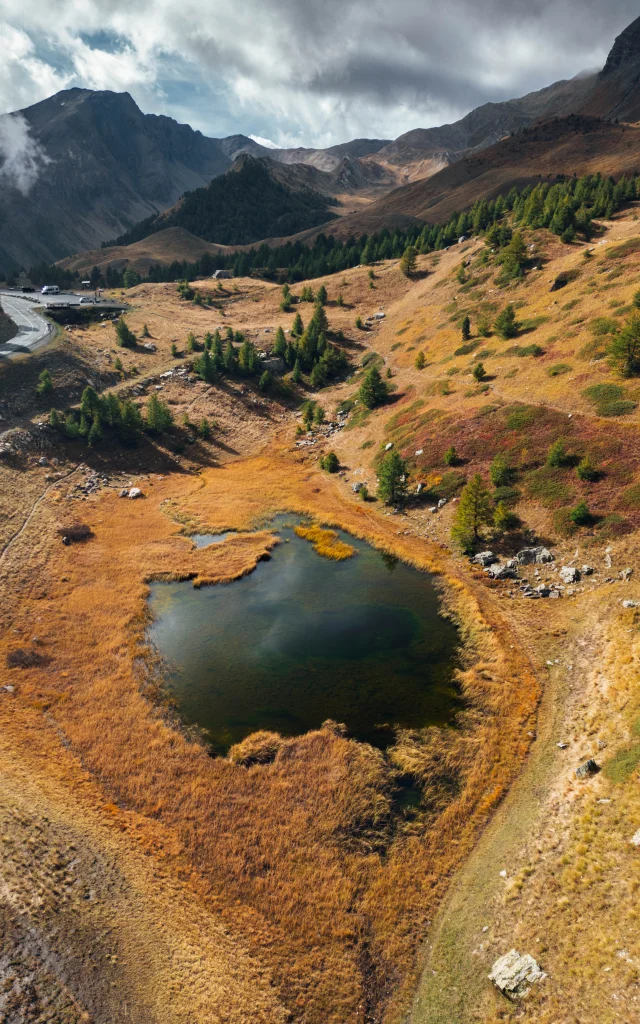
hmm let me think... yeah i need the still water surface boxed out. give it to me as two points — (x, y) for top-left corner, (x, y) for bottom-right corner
(149, 520), (460, 754)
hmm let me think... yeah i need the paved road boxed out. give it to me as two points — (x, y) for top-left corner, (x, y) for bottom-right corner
(0, 293), (54, 357)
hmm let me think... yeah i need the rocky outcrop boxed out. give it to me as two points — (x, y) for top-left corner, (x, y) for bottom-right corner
(489, 949), (546, 999)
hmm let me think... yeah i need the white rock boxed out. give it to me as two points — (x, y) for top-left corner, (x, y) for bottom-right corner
(385, 443), (393, 451)
(415, 449), (424, 456)
(128, 487), (143, 499)
(622, 600), (640, 609)
(630, 831), (640, 847)
(489, 950), (546, 1000)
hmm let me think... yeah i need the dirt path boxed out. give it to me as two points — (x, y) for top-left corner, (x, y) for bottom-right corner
(408, 603), (607, 1023)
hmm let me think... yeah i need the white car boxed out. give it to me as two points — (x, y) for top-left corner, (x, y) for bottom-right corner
(41, 285), (60, 294)
(79, 297), (92, 304)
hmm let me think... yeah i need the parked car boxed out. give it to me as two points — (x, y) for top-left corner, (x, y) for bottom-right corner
(21, 286), (35, 293)
(79, 297), (92, 304)
(41, 285), (60, 294)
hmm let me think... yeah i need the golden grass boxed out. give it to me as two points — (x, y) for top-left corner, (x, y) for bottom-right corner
(0, 442), (540, 1024)
(294, 523), (355, 560)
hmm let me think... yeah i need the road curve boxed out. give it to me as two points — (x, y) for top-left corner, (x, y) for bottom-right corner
(0, 293), (54, 357)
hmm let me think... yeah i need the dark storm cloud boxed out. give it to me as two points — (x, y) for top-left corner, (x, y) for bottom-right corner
(2, 0), (640, 144)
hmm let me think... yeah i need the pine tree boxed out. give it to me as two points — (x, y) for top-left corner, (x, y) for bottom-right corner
(224, 340), (237, 373)
(444, 445), (459, 466)
(292, 358), (302, 384)
(461, 316), (471, 341)
(87, 418), (103, 447)
(116, 319), (137, 348)
(577, 455), (598, 481)
(49, 408), (61, 429)
(322, 451), (339, 473)
(199, 418), (212, 439)
(310, 361), (328, 389)
(451, 475), (494, 551)
(316, 284), (327, 306)
(259, 370), (273, 391)
(415, 351), (426, 370)
(146, 394), (174, 434)
(610, 311), (640, 376)
(359, 366), (388, 409)
(494, 305), (518, 340)
(291, 312), (304, 337)
(141, 323), (150, 338)
(80, 386), (99, 417)
(472, 362), (486, 382)
(377, 451), (407, 506)
(400, 245), (418, 277)
(36, 369), (53, 396)
(274, 326), (287, 357)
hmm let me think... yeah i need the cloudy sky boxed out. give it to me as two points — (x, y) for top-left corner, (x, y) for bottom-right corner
(1, 0), (638, 147)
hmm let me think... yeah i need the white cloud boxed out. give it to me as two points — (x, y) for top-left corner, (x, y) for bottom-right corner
(0, 112), (50, 193)
(0, 0), (637, 145)
(249, 134), (279, 149)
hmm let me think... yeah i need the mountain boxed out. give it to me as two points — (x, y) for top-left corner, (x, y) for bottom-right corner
(0, 88), (240, 271)
(578, 15), (640, 122)
(110, 155), (339, 248)
(371, 71), (598, 181)
(0, 88), (387, 273)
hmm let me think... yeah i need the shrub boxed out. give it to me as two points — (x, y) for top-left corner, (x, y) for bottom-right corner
(472, 362), (486, 382)
(444, 445), (460, 466)
(505, 406), (537, 431)
(570, 500), (593, 526)
(355, 315), (364, 329)
(490, 454), (511, 487)
(547, 439), (568, 468)
(609, 311), (640, 376)
(36, 369), (53, 396)
(494, 501), (518, 532)
(415, 351), (426, 370)
(547, 363), (572, 377)
(505, 344), (545, 358)
(321, 451), (339, 473)
(576, 456), (598, 482)
(493, 485), (520, 505)
(56, 523), (93, 543)
(454, 341), (479, 356)
(583, 382), (637, 416)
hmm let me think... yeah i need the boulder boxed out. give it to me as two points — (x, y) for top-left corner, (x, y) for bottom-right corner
(582, 565), (595, 576)
(488, 563), (518, 580)
(576, 758), (600, 779)
(352, 482), (364, 494)
(119, 488), (128, 498)
(262, 356), (286, 374)
(488, 950), (546, 1000)
(620, 568), (633, 581)
(535, 585), (551, 597)
(560, 566), (580, 584)
(516, 547), (554, 565)
(630, 830), (640, 847)
(385, 443), (393, 451)
(622, 600), (640, 609)
(474, 551), (497, 567)
(128, 487), (143, 499)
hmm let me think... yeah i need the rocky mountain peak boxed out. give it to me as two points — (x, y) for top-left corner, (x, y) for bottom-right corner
(601, 15), (640, 76)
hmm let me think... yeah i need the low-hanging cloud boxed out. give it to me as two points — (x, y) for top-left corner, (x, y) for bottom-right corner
(1, 0), (640, 146)
(0, 113), (50, 193)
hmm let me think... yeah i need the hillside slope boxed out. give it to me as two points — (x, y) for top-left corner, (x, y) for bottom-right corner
(312, 115), (640, 239)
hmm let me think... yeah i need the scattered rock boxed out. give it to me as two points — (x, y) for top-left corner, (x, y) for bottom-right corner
(597, 739), (608, 750)
(385, 443), (393, 451)
(516, 546), (555, 565)
(437, 498), (447, 509)
(128, 487), (143, 499)
(582, 565), (595, 576)
(352, 482), (364, 494)
(119, 488), (128, 498)
(488, 563), (518, 580)
(576, 758), (600, 779)
(488, 950), (546, 1000)
(474, 551), (497, 567)
(560, 566), (580, 584)
(620, 568), (633, 581)
(630, 831), (640, 847)
(557, 742), (568, 750)
(622, 599), (640, 609)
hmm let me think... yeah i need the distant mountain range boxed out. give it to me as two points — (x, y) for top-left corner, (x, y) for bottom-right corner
(3, 15), (640, 275)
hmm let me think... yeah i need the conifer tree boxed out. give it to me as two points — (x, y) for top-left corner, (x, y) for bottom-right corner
(116, 319), (137, 348)
(377, 451), (407, 506)
(292, 312), (304, 337)
(461, 316), (471, 341)
(494, 304), (518, 340)
(292, 358), (302, 384)
(610, 311), (640, 376)
(451, 475), (493, 551)
(316, 284), (327, 306)
(36, 369), (53, 397)
(359, 366), (388, 409)
(274, 326), (287, 357)
(400, 245), (418, 278)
